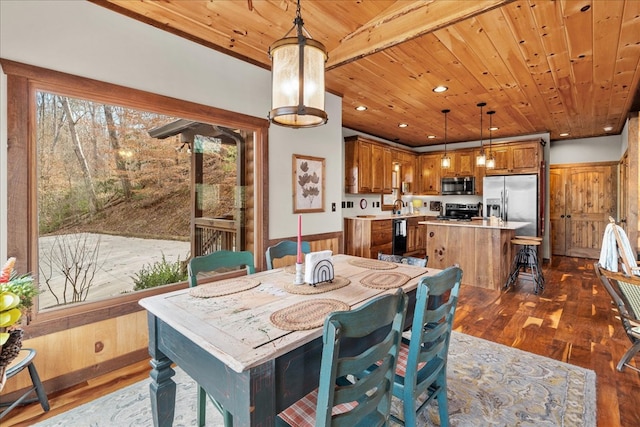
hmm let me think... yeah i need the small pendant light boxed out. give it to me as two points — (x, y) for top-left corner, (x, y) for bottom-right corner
(441, 109), (451, 169)
(476, 102), (486, 166)
(268, 0), (328, 128)
(486, 110), (496, 169)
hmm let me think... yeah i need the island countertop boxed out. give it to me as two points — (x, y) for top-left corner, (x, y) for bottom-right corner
(418, 219), (529, 230)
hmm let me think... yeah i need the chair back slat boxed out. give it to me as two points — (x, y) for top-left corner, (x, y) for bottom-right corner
(188, 250), (255, 287)
(315, 289), (407, 427)
(265, 240), (311, 270)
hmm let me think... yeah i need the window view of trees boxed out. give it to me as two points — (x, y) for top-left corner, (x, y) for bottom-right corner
(35, 91), (242, 310)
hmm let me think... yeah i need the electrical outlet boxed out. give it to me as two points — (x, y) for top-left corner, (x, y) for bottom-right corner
(331, 203), (336, 212)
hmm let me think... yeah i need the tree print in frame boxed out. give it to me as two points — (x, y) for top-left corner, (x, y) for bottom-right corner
(293, 154), (325, 213)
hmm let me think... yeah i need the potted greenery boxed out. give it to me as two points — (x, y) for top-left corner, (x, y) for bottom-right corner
(0, 257), (39, 390)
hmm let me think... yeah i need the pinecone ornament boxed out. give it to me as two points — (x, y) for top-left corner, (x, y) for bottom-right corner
(0, 328), (24, 368)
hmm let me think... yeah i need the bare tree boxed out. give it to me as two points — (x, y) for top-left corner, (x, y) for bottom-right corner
(39, 233), (103, 306)
(61, 97), (99, 213)
(103, 104), (133, 199)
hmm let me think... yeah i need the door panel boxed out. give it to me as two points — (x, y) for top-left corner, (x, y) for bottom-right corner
(550, 164), (617, 258)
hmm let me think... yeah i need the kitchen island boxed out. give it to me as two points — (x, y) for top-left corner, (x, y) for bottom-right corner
(419, 219), (529, 290)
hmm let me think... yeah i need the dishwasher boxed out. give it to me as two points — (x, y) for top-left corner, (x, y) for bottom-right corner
(392, 218), (407, 255)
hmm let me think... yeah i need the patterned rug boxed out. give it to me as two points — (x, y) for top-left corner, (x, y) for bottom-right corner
(32, 332), (596, 426)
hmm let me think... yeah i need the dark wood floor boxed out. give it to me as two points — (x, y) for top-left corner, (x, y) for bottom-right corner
(3, 256), (639, 426)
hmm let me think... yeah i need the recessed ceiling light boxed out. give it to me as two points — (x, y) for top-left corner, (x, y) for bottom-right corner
(398, 123), (408, 128)
(603, 125), (613, 132)
(433, 85), (448, 93)
(559, 132), (570, 137)
(427, 135), (436, 139)
(489, 126), (499, 131)
(355, 105), (367, 111)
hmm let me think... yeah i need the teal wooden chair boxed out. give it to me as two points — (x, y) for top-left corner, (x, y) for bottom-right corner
(277, 288), (408, 427)
(265, 240), (311, 270)
(391, 265), (462, 426)
(378, 252), (428, 268)
(188, 250), (255, 427)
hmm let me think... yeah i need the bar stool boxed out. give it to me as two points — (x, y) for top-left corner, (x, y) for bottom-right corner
(0, 348), (50, 419)
(505, 236), (545, 294)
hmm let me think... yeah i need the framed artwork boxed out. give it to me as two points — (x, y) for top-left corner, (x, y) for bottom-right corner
(292, 154), (325, 213)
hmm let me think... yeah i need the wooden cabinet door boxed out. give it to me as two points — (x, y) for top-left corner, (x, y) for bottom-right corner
(371, 144), (384, 193)
(474, 148), (486, 195)
(400, 152), (416, 193)
(456, 149), (475, 176)
(358, 141), (373, 193)
(487, 145), (511, 175)
(419, 153), (441, 195)
(511, 144), (539, 172)
(382, 147), (393, 193)
(550, 164), (617, 258)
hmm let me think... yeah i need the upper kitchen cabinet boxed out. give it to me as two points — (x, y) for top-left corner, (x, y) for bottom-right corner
(441, 149), (475, 177)
(418, 153), (441, 195)
(345, 136), (393, 194)
(473, 148), (486, 195)
(485, 140), (543, 175)
(393, 150), (417, 194)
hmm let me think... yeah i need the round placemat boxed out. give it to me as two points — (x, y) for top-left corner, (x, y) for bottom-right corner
(359, 271), (411, 289)
(283, 276), (350, 295)
(283, 264), (304, 275)
(270, 299), (350, 331)
(189, 277), (261, 298)
(347, 258), (398, 270)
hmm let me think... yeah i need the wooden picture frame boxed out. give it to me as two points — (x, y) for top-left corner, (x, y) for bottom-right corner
(293, 154), (325, 213)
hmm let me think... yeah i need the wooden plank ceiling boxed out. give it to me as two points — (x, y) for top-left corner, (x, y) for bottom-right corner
(95, 0), (640, 148)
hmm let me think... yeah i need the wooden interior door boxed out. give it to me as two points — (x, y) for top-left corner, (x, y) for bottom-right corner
(549, 168), (567, 255)
(550, 163), (617, 258)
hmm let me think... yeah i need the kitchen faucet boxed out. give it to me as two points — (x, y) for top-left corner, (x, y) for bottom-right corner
(393, 199), (403, 214)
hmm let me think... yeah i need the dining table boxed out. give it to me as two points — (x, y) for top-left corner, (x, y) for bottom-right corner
(139, 254), (437, 426)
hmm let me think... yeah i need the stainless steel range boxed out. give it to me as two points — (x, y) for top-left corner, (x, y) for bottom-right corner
(437, 203), (480, 221)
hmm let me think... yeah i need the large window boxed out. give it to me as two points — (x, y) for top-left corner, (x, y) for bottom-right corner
(3, 60), (267, 333)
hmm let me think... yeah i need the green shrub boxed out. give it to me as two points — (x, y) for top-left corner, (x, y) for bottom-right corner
(132, 254), (187, 291)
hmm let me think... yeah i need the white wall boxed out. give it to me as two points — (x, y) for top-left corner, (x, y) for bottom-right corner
(0, 0), (344, 260)
(549, 134), (623, 164)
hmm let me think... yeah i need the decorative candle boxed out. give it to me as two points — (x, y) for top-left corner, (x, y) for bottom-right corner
(297, 214), (302, 264)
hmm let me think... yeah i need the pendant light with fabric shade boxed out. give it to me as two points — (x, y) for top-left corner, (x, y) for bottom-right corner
(476, 102), (486, 166)
(441, 109), (451, 169)
(268, 0), (328, 128)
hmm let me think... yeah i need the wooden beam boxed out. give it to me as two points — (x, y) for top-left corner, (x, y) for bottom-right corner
(326, 0), (515, 70)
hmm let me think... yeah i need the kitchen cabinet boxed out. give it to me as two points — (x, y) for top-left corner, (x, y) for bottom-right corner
(474, 148), (486, 195)
(405, 216), (426, 256)
(394, 150), (417, 194)
(441, 149), (475, 177)
(344, 217), (392, 259)
(345, 136), (393, 194)
(485, 140), (542, 175)
(418, 153), (441, 195)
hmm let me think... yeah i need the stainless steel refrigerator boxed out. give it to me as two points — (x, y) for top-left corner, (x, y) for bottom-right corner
(483, 174), (538, 237)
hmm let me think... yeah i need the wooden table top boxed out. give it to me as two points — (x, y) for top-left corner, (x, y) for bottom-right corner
(139, 254), (435, 373)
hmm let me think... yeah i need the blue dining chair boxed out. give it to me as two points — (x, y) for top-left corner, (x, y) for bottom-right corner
(265, 240), (311, 270)
(391, 265), (462, 426)
(277, 288), (408, 427)
(188, 250), (255, 427)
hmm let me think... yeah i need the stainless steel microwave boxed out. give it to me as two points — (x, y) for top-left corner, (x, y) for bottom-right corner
(441, 176), (475, 195)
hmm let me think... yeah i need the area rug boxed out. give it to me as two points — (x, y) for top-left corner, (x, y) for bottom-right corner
(32, 331), (596, 426)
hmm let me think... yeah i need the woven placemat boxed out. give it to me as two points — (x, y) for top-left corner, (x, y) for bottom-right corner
(359, 271), (411, 289)
(347, 258), (398, 270)
(283, 276), (350, 295)
(283, 264), (303, 275)
(270, 299), (350, 331)
(189, 277), (261, 298)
